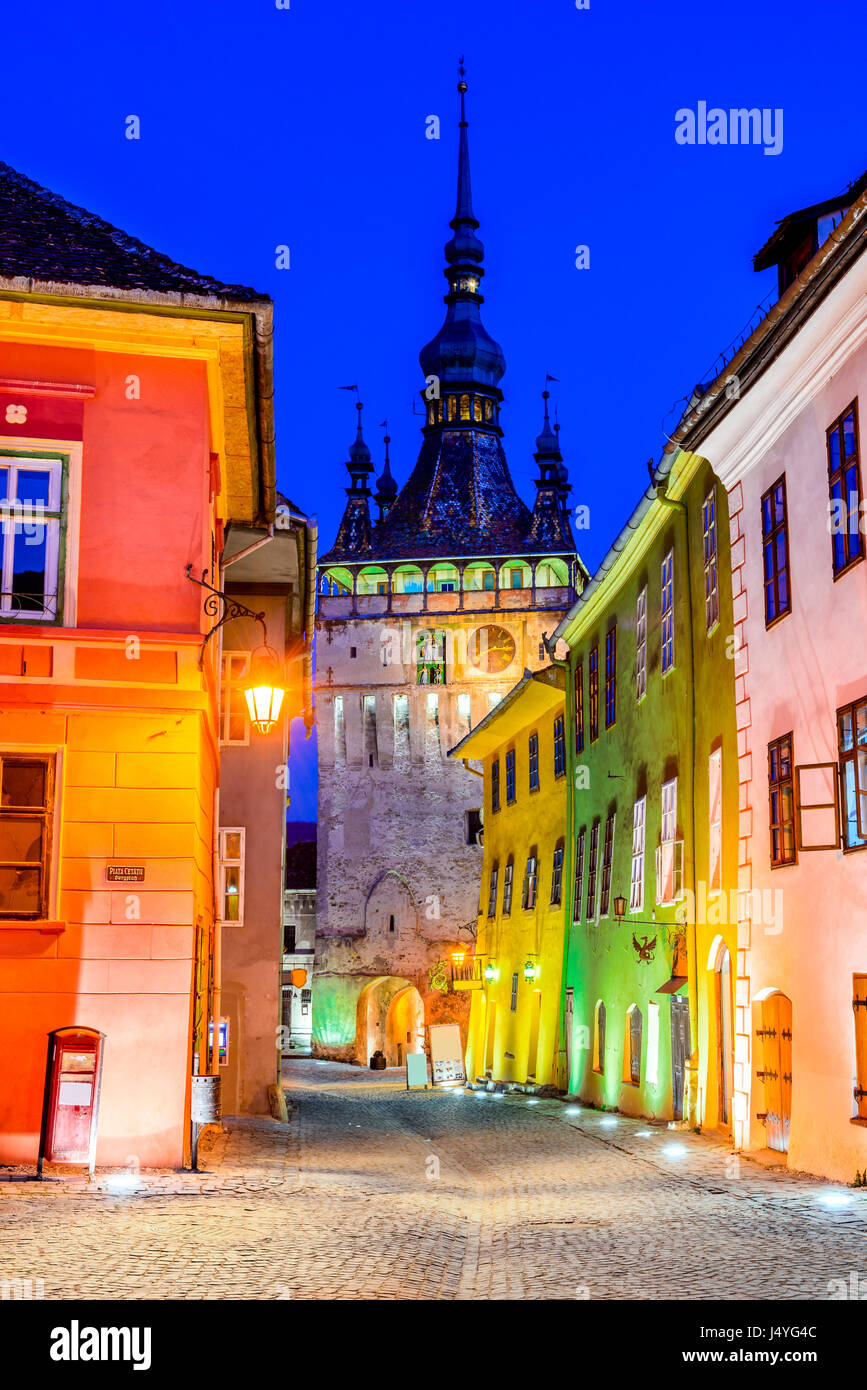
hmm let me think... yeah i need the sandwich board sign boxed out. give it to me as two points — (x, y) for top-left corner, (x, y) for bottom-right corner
(428, 1023), (466, 1086)
(405, 1052), (429, 1090)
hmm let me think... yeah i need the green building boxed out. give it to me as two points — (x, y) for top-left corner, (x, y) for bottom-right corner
(549, 447), (739, 1131)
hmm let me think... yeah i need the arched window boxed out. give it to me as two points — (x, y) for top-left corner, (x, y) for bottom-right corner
(484, 398), (493, 421)
(624, 1005), (642, 1086)
(593, 1001), (606, 1074)
(447, 397), (457, 422)
(460, 394), (471, 421)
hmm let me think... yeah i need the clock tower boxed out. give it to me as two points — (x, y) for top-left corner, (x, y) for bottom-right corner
(312, 69), (587, 1066)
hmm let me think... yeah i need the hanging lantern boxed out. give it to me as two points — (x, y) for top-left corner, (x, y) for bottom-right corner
(244, 644), (286, 735)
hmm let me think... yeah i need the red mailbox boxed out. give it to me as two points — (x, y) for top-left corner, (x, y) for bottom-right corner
(38, 1027), (105, 1177)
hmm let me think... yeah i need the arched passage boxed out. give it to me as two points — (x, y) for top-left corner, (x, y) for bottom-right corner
(354, 976), (422, 1067)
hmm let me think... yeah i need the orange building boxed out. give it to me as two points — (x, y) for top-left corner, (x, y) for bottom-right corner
(0, 162), (280, 1169)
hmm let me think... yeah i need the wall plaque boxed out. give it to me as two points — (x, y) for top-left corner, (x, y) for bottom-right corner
(105, 865), (145, 883)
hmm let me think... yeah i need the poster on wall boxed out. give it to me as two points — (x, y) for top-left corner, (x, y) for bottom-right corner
(428, 1023), (466, 1086)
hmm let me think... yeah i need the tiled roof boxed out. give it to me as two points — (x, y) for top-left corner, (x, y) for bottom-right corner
(0, 160), (268, 302)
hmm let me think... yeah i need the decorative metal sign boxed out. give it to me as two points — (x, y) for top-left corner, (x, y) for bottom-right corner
(105, 865), (145, 883)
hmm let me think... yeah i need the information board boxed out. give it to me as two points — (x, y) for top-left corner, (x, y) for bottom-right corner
(428, 1023), (466, 1086)
(405, 1052), (429, 1089)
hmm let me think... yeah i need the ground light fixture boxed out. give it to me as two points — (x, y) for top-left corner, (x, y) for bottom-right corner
(186, 565), (287, 734)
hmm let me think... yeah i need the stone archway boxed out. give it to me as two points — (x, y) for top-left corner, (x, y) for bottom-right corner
(355, 976), (421, 1066)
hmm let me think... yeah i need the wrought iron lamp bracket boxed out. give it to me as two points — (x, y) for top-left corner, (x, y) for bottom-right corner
(185, 565), (267, 668)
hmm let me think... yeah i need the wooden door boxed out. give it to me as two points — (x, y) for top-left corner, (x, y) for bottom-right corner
(527, 991), (543, 1080)
(484, 1002), (497, 1074)
(670, 995), (691, 1120)
(757, 993), (791, 1152)
(716, 949), (733, 1126)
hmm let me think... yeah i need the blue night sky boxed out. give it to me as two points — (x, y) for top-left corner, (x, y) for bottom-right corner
(3, 0), (865, 822)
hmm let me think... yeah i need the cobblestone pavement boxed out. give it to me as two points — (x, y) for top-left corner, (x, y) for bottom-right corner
(2, 1058), (866, 1300)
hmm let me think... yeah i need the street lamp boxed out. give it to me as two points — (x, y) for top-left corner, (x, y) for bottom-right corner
(244, 644), (286, 735)
(186, 565), (287, 735)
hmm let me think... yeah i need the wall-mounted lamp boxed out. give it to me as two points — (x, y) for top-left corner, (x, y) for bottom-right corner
(186, 565), (286, 735)
(523, 959), (539, 982)
(483, 960), (497, 983)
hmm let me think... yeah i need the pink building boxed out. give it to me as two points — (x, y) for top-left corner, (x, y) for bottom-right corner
(670, 170), (867, 1180)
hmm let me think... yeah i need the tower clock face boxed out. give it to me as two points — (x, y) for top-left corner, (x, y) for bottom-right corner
(469, 625), (516, 674)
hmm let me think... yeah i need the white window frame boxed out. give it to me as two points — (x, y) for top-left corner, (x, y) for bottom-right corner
(629, 796), (646, 912)
(635, 586), (647, 701)
(661, 549), (674, 675)
(0, 454), (64, 622)
(708, 749), (722, 892)
(656, 777), (682, 906)
(220, 651), (250, 746)
(703, 488), (720, 633)
(218, 827), (245, 926)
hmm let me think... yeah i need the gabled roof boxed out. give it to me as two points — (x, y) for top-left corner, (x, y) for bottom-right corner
(0, 160), (267, 303)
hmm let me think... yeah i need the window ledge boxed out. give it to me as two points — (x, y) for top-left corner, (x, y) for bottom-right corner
(0, 919), (65, 934)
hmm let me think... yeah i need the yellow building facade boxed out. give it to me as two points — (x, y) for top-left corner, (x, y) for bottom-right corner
(449, 668), (568, 1089)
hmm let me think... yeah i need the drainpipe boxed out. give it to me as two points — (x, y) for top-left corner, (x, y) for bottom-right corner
(550, 650), (574, 1094)
(654, 472), (699, 1128)
(221, 524), (275, 569)
(303, 520), (318, 735)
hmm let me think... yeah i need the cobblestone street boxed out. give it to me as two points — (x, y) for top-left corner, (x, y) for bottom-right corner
(2, 1058), (866, 1301)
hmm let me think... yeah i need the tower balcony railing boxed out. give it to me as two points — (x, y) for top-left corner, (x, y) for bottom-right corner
(318, 582), (574, 620)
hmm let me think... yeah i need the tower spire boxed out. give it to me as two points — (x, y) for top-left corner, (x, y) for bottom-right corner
(375, 419), (398, 521)
(419, 64), (506, 433)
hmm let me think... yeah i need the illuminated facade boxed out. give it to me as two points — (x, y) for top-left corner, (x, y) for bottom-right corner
(550, 449), (739, 1125)
(0, 161), (294, 1167)
(671, 170), (867, 1178)
(448, 668), (569, 1089)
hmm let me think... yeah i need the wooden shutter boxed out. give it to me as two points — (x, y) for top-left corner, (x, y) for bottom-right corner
(794, 763), (840, 851)
(854, 975), (867, 1121)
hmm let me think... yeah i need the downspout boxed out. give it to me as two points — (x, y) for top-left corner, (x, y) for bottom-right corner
(550, 651), (574, 1093)
(303, 519), (318, 735)
(654, 471), (699, 1128)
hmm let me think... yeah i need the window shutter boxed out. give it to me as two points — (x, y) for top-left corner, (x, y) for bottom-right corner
(854, 975), (867, 1121)
(794, 763), (841, 851)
